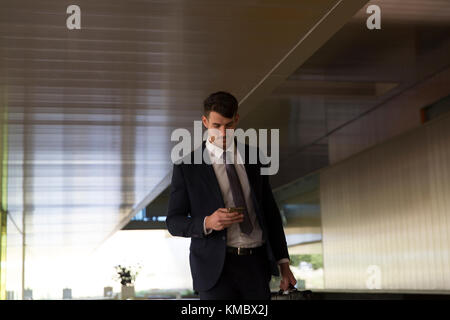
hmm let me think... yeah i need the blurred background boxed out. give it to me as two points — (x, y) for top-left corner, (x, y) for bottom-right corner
(0, 0), (449, 299)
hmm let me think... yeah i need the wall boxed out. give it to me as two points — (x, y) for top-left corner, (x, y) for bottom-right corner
(329, 67), (450, 165)
(320, 112), (450, 290)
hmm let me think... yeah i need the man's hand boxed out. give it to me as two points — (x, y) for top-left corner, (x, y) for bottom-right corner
(205, 208), (244, 231)
(279, 262), (297, 291)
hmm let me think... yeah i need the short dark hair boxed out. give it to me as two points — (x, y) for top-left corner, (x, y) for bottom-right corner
(203, 91), (238, 118)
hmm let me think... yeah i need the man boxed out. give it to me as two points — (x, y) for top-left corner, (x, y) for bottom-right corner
(166, 91), (296, 300)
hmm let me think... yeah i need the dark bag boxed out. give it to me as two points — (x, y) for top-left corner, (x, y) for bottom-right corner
(271, 284), (313, 300)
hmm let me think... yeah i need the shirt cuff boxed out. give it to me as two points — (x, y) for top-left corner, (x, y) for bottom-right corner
(277, 258), (290, 265)
(203, 217), (213, 235)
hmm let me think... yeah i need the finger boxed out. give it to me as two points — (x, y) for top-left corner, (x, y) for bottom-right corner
(279, 282), (288, 291)
(222, 219), (244, 227)
(220, 216), (244, 223)
(218, 211), (240, 218)
(222, 213), (244, 220)
(216, 210), (228, 215)
(221, 211), (241, 218)
(218, 212), (232, 219)
(226, 216), (244, 222)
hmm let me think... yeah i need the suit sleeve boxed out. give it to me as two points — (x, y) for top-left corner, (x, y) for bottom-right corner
(166, 163), (206, 238)
(262, 168), (290, 262)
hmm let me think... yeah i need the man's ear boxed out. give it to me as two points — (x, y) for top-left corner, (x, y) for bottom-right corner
(201, 115), (208, 129)
(234, 113), (239, 126)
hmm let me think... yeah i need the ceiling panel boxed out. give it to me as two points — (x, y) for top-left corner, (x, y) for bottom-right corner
(2, 0), (364, 268)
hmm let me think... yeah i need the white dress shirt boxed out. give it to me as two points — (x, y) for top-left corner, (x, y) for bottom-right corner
(203, 138), (289, 265)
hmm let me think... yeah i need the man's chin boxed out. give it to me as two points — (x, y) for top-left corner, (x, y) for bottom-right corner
(211, 137), (229, 149)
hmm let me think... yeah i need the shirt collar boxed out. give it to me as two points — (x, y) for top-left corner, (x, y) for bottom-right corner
(205, 136), (243, 164)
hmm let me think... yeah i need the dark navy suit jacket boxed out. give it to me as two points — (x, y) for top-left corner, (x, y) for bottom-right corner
(166, 139), (289, 292)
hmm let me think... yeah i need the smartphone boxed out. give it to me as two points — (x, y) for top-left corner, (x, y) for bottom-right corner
(227, 206), (245, 214)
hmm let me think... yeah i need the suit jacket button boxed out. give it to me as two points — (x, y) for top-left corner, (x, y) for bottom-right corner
(222, 236), (226, 240)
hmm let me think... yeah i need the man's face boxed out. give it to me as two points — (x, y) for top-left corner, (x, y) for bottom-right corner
(202, 111), (239, 149)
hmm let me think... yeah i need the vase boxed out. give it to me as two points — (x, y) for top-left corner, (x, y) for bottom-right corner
(121, 285), (135, 300)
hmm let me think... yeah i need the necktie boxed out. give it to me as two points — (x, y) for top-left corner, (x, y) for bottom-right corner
(223, 150), (253, 235)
